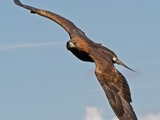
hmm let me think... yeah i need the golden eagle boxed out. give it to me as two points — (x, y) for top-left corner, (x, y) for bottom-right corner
(14, 0), (138, 119)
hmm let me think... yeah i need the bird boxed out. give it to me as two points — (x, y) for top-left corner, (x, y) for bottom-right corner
(14, 0), (138, 120)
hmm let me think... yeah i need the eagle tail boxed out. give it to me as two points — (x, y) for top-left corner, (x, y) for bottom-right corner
(113, 57), (135, 72)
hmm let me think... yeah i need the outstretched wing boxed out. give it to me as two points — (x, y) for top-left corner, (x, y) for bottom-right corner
(89, 49), (137, 120)
(14, 0), (85, 38)
(95, 63), (137, 120)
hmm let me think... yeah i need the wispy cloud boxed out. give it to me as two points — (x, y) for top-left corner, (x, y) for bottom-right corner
(84, 106), (104, 120)
(0, 42), (65, 51)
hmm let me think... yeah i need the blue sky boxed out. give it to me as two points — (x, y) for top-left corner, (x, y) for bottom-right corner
(1, 0), (160, 120)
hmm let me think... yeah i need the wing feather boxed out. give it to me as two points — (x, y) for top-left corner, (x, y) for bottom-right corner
(14, 0), (85, 38)
(95, 65), (137, 120)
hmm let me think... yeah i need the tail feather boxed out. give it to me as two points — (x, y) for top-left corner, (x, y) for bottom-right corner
(113, 57), (135, 72)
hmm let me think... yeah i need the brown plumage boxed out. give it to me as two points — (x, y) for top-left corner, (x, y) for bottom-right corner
(14, 0), (138, 119)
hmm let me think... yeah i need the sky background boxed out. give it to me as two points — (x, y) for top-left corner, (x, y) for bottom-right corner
(1, 0), (160, 120)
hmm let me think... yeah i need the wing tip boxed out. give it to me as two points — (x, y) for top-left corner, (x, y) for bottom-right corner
(14, 0), (22, 6)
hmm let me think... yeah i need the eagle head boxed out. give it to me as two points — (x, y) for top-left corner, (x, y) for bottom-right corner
(66, 39), (93, 62)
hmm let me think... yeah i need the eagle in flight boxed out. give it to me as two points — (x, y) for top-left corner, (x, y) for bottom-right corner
(14, 0), (138, 119)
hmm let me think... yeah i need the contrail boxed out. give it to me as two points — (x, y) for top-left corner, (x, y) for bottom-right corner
(0, 41), (65, 51)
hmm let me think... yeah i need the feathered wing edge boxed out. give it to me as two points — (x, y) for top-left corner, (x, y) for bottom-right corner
(96, 69), (138, 120)
(91, 48), (138, 120)
(13, 0), (85, 38)
(102, 83), (138, 120)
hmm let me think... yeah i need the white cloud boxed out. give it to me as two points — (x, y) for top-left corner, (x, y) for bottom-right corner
(110, 117), (118, 120)
(84, 106), (104, 120)
(0, 42), (64, 51)
(84, 106), (160, 120)
(139, 113), (160, 120)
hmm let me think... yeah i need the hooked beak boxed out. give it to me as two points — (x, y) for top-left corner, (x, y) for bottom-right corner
(66, 41), (76, 49)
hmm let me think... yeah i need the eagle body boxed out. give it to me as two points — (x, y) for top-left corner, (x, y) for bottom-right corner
(14, 0), (138, 119)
